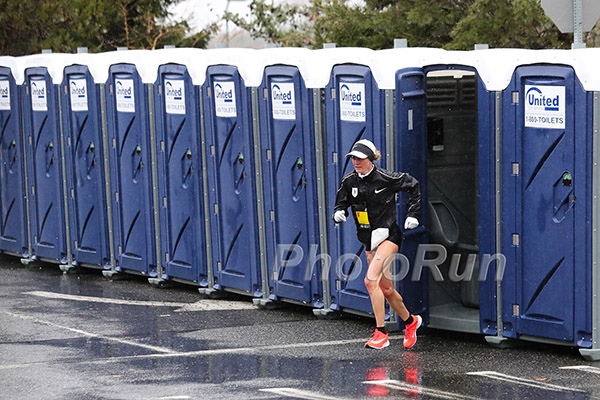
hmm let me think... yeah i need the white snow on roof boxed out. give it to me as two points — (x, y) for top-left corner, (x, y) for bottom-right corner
(3, 47), (600, 91)
(13, 53), (78, 84)
(0, 56), (17, 78)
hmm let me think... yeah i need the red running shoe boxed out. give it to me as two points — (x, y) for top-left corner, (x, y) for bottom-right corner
(403, 315), (422, 349)
(365, 329), (389, 349)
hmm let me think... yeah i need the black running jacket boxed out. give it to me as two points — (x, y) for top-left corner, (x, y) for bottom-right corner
(333, 166), (421, 238)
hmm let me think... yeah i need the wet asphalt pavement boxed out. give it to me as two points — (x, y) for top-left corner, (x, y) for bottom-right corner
(1, 254), (599, 400)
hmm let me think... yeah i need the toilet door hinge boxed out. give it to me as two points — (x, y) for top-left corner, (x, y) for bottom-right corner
(512, 92), (519, 104)
(512, 163), (519, 176)
(513, 304), (520, 316)
(512, 234), (520, 246)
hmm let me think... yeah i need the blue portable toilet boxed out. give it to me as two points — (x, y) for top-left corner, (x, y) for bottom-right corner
(313, 48), (498, 335)
(102, 51), (159, 277)
(320, 49), (387, 316)
(371, 48), (600, 360)
(201, 50), (265, 297)
(152, 49), (209, 286)
(0, 58), (29, 258)
(20, 54), (74, 265)
(493, 52), (594, 355)
(61, 59), (111, 270)
(257, 49), (322, 307)
(370, 49), (498, 335)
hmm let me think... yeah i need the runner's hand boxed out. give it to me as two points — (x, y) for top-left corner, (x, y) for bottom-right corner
(333, 210), (347, 223)
(404, 217), (419, 230)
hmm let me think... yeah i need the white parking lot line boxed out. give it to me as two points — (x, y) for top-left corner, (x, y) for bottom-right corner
(3, 311), (179, 354)
(0, 332), (405, 370)
(467, 371), (585, 393)
(24, 290), (257, 311)
(259, 388), (347, 400)
(560, 365), (600, 374)
(362, 379), (478, 400)
(155, 396), (192, 400)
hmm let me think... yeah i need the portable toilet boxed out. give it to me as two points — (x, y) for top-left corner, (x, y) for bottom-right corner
(200, 49), (267, 297)
(60, 57), (111, 270)
(364, 47), (600, 360)
(320, 48), (388, 317)
(469, 49), (599, 360)
(102, 50), (161, 278)
(255, 48), (322, 308)
(312, 47), (494, 333)
(0, 57), (29, 259)
(152, 48), (209, 286)
(19, 54), (74, 266)
(371, 48), (499, 335)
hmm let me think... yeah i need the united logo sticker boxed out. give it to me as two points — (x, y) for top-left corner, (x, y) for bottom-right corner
(524, 85), (565, 129)
(31, 80), (48, 112)
(0, 80), (10, 111)
(271, 82), (296, 120)
(165, 79), (186, 115)
(69, 79), (88, 112)
(115, 79), (135, 113)
(340, 82), (366, 122)
(214, 81), (237, 118)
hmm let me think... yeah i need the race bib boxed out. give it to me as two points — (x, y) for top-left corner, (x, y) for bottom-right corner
(356, 211), (370, 225)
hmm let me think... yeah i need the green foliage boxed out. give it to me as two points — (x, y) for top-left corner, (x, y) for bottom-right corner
(311, 1), (399, 49)
(398, 0), (476, 48)
(227, 0), (313, 47)
(365, 0), (398, 10)
(0, 0), (217, 56)
(447, 0), (570, 49)
(230, 0), (579, 50)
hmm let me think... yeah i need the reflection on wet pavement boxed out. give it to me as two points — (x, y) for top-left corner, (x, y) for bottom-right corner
(0, 260), (597, 400)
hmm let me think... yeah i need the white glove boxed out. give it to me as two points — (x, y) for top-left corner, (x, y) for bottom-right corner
(333, 210), (347, 223)
(404, 217), (419, 230)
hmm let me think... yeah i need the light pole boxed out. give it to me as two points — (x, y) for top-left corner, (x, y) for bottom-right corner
(225, 0), (246, 47)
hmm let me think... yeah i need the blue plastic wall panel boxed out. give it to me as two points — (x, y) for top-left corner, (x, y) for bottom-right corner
(22, 68), (68, 263)
(325, 64), (386, 314)
(394, 68), (429, 328)
(259, 65), (321, 307)
(476, 77), (498, 336)
(154, 64), (207, 284)
(105, 64), (156, 275)
(62, 65), (110, 268)
(501, 65), (591, 345)
(0, 67), (28, 256)
(203, 65), (262, 296)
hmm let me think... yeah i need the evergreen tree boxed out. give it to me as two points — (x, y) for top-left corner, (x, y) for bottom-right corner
(0, 0), (216, 55)
(230, 0), (576, 49)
